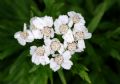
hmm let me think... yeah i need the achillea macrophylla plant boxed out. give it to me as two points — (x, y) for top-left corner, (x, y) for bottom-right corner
(14, 11), (92, 72)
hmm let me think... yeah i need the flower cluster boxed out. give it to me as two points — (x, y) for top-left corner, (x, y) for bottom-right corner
(14, 11), (92, 72)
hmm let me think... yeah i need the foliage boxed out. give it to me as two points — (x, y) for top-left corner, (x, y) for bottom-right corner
(0, 0), (120, 84)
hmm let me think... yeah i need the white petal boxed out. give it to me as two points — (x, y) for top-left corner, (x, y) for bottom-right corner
(59, 15), (69, 24)
(26, 30), (34, 42)
(58, 44), (65, 54)
(74, 24), (85, 31)
(44, 46), (51, 56)
(45, 56), (50, 64)
(14, 31), (21, 39)
(30, 46), (37, 55)
(54, 19), (62, 34)
(43, 16), (53, 27)
(68, 19), (73, 28)
(50, 28), (54, 38)
(14, 32), (26, 46)
(84, 32), (92, 39)
(17, 38), (26, 46)
(50, 59), (60, 72)
(44, 38), (51, 46)
(62, 29), (74, 43)
(78, 14), (85, 24)
(50, 50), (55, 55)
(32, 55), (40, 65)
(68, 11), (76, 17)
(70, 51), (75, 55)
(62, 51), (71, 60)
(32, 29), (43, 39)
(63, 41), (67, 49)
(39, 56), (46, 65)
(30, 17), (45, 29)
(61, 60), (73, 70)
(76, 40), (85, 52)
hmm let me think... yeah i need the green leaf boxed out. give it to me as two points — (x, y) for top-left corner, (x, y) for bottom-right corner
(110, 49), (120, 61)
(29, 65), (40, 73)
(44, 0), (55, 8)
(72, 64), (91, 83)
(0, 44), (22, 60)
(88, 0), (117, 33)
(48, 70), (53, 84)
(58, 69), (67, 84)
(79, 70), (91, 84)
(107, 27), (120, 38)
(29, 66), (50, 84)
(88, 1), (107, 32)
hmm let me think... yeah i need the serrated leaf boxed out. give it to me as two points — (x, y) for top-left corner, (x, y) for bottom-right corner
(79, 70), (91, 84)
(72, 64), (91, 83)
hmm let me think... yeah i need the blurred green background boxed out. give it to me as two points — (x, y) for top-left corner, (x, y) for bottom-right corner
(0, 0), (120, 84)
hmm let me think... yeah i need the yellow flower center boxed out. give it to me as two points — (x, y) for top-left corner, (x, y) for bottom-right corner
(20, 32), (29, 39)
(42, 27), (51, 37)
(59, 24), (68, 34)
(67, 42), (77, 51)
(36, 47), (45, 56)
(50, 41), (61, 51)
(72, 15), (80, 23)
(75, 31), (84, 40)
(54, 55), (64, 65)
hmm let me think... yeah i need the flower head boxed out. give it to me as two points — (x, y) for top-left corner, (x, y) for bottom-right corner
(30, 17), (45, 30)
(44, 38), (64, 54)
(73, 24), (92, 41)
(14, 23), (34, 46)
(14, 11), (92, 72)
(68, 11), (85, 27)
(54, 15), (69, 35)
(30, 16), (54, 39)
(50, 51), (73, 72)
(41, 16), (54, 39)
(30, 45), (50, 65)
(30, 17), (44, 39)
(64, 40), (85, 55)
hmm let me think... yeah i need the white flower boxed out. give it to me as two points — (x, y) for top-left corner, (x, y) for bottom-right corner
(64, 40), (85, 54)
(76, 40), (86, 52)
(62, 29), (74, 43)
(54, 15), (69, 34)
(14, 23), (34, 46)
(41, 26), (54, 39)
(73, 24), (92, 41)
(44, 38), (64, 54)
(30, 17), (43, 39)
(43, 16), (53, 27)
(50, 51), (73, 72)
(30, 29), (43, 39)
(30, 17), (45, 30)
(30, 16), (54, 39)
(68, 11), (85, 27)
(41, 16), (54, 39)
(30, 45), (50, 65)
(30, 17), (44, 39)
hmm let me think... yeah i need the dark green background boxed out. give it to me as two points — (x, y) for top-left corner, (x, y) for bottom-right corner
(0, 0), (120, 84)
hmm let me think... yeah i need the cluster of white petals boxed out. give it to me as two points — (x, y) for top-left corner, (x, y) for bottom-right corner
(14, 11), (92, 72)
